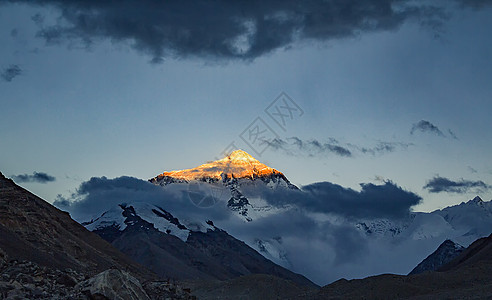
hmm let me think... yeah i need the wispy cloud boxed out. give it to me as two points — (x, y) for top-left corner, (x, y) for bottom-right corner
(410, 120), (458, 139)
(447, 129), (459, 140)
(1, 65), (22, 82)
(410, 120), (445, 137)
(265, 137), (352, 157)
(350, 141), (413, 156)
(423, 176), (490, 194)
(12, 172), (56, 183)
(265, 137), (411, 158)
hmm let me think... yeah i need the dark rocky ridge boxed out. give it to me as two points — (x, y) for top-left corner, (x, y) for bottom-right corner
(409, 239), (464, 275)
(0, 171), (195, 299)
(438, 232), (492, 272)
(0, 172), (152, 279)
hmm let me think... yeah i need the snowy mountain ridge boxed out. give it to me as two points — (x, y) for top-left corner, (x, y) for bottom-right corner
(354, 196), (492, 246)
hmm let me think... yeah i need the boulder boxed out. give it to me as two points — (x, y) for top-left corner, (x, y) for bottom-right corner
(76, 269), (150, 300)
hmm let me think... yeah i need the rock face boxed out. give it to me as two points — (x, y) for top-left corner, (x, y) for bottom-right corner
(76, 269), (150, 300)
(0, 171), (195, 299)
(0, 258), (88, 299)
(0, 172), (152, 279)
(438, 232), (492, 272)
(409, 239), (465, 275)
(0, 258), (194, 299)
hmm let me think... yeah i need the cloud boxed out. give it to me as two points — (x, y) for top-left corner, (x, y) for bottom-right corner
(258, 180), (422, 219)
(224, 180), (424, 284)
(54, 176), (232, 222)
(265, 137), (411, 158)
(12, 171), (55, 183)
(447, 129), (459, 140)
(351, 141), (413, 155)
(265, 137), (352, 157)
(410, 120), (460, 139)
(57, 176), (422, 223)
(423, 176), (491, 193)
(55, 175), (445, 286)
(4, 1), (452, 62)
(410, 120), (445, 137)
(1, 65), (22, 82)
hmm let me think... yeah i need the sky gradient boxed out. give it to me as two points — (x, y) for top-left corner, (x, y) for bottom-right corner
(1, 1), (491, 212)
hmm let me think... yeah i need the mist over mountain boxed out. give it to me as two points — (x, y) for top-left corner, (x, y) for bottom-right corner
(56, 151), (492, 285)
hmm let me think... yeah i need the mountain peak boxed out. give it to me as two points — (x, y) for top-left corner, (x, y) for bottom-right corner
(225, 149), (258, 163)
(472, 196), (483, 203)
(151, 149), (284, 182)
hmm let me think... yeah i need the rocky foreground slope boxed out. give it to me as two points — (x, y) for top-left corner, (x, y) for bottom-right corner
(0, 172), (150, 278)
(0, 253), (191, 299)
(0, 172), (194, 299)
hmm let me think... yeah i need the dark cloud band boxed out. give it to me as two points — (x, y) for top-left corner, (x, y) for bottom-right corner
(260, 180), (422, 219)
(12, 171), (56, 183)
(5, 0), (454, 62)
(423, 176), (490, 194)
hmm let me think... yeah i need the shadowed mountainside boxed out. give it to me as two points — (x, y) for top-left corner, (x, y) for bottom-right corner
(0, 171), (154, 280)
(409, 239), (464, 275)
(90, 203), (317, 288)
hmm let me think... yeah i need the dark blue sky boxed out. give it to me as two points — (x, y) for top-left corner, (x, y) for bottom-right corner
(1, 1), (491, 211)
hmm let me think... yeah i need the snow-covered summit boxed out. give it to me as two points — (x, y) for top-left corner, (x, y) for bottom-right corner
(149, 150), (297, 221)
(150, 149), (294, 183)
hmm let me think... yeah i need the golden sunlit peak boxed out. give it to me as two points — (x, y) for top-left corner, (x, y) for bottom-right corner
(221, 149), (258, 163)
(153, 149), (284, 181)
